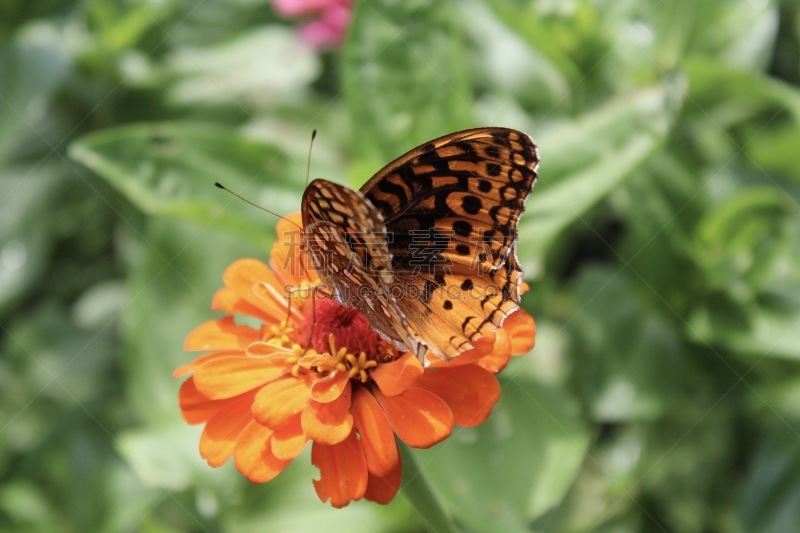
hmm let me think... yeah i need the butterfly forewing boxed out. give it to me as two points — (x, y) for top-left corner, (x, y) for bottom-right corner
(359, 127), (538, 359)
(361, 128), (538, 273)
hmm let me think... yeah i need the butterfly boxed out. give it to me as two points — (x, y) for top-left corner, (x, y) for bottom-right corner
(300, 127), (539, 364)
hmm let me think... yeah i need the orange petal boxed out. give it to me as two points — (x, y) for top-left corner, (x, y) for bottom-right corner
(193, 351), (293, 400)
(374, 387), (453, 448)
(417, 365), (500, 427)
(352, 388), (398, 476)
(475, 328), (512, 374)
(179, 377), (216, 424)
(270, 213), (316, 286)
(199, 396), (254, 467)
(364, 449), (402, 505)
(252, 376), (312, 430)
(233, 421), (290, 483)
(312, 431), (368, 508)
(271, 414), (309, 460)
(302, 384), (353, 445)
(370, 352), (423, 396)
(310, 370), (351, 403)
(174, 351), (239, 378)
(271, 243), (320, 287)
(274, 211), (303, 244)
(269, 238), (309, 286)
(279, 211), (303, 230)
(222, 259), (291, 322)
(246, 342), (293, 359)
(212, 287), (276, 324)
(252, 280), (304, 324)
(504, 309), (536, 355)
(184, 317), (259, 351)
(178, 377), (238, 424)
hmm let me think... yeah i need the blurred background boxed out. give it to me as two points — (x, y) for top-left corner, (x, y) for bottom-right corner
(2, 0), (800, 531)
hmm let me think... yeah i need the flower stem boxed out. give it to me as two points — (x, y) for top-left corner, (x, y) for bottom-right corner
(399, 444), (461, 533)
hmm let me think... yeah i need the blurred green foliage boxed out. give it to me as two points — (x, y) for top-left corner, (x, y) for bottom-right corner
(2, 0), (800, 531)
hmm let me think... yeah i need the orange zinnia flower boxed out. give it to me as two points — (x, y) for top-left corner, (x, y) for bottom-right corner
(174, 213), (536, 507)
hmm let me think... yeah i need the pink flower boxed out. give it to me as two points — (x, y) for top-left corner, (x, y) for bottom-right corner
(273, 0), (353, 49)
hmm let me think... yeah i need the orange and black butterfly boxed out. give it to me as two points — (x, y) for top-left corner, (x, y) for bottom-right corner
(301, 127), (539, 363)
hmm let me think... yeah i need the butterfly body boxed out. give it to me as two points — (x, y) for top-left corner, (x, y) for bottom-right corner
(301, 127), (539, 364)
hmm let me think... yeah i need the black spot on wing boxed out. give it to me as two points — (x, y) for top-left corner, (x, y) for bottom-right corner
(462, 196), (482, 215)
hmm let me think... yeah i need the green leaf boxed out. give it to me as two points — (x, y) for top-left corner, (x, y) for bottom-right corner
(687, 292), (800, 360)
(686, 187), (800, 359)
(616, 152), (703, 315)
(740, 420), (800, 533)
(686, 58), (800, 124)
(166, 26), (320, 108)
(69, 122), (303, 246)
(120, 216), (261, 422)
(647, 0), (777, 70)
(342, 0), (473, 178)
(117, 424), (205, 492)
(0, 162), (61, 314)
(0, 22), (72, 162)
(747, 125), (800, 183)
(694, 187), (797, 299)
(484, 0), (583, 84)
(87, 0), (172, 55)
(686, 0), (778, 69)
(569, 267), (687, 422)
(412, 378), (590, 531)
(461, 1), (573, 115)
(0, 481), (54, 528)
(517, 81), (683, 262)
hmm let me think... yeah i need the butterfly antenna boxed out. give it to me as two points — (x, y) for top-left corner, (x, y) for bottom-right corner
(304, 286), (318, 355)
(305, 129), (317, 189)
(297, 129), (316, 281)
(214, 182), (303, 232)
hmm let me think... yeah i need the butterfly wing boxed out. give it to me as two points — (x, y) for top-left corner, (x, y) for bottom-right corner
(301, 178), (427, 359)
(360, 127), (539, 359)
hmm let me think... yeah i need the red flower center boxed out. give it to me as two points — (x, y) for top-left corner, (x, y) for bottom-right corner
(300, 298), (391, 359)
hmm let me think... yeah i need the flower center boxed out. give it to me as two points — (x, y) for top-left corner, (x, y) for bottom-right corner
(291, 334), (378, 382)
(278, 298), (397, 382)
(300, 298), (390, 359)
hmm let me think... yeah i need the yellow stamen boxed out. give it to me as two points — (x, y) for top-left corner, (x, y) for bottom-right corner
(296, 334), (384, 384)
(262, 320), (295, 348)
(290, 343), (319, 376)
